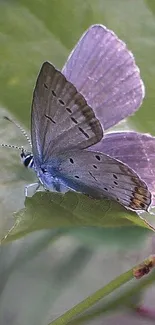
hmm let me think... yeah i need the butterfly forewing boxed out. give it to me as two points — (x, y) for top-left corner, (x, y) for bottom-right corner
(31, 61), (103, 164)
(62, 24), (144, 130)
(42, 150), (151, 211)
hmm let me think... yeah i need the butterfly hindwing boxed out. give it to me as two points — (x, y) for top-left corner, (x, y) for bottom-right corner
(95, 131), (155, 207)
(41, 150), (151, 211)
(62, 24), (144, 130)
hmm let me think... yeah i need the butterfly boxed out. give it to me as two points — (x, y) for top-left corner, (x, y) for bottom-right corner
(4, 25), (152, 211)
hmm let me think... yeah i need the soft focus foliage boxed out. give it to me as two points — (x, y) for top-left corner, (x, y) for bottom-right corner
(0, 1), (155, 325)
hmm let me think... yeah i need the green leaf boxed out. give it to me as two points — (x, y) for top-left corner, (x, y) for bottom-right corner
(2, 191), (153, 244)
(0, 0), (155, 240)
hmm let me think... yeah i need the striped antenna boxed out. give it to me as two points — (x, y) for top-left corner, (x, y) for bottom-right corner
(3, 116), (32, 146)
(1, 143), (24, 151)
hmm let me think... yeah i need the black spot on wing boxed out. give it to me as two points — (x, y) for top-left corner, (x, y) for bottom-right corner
(59, 99), (65, 105)
(69, 158), (74, 164)
(71, 117), (78, 124)
(45, 114), (56, 124)
(89, 171), (97, 181)
(44, 83), (48, 89)
(52, 90), (56, 97)
(66, 107), (72, 113)
(95, 155), (101, 161)
(78, 127), (89, 139)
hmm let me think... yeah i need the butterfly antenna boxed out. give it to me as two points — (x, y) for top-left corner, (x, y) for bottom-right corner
(3, 116), (32, 146)
(1, 143), (24, 151)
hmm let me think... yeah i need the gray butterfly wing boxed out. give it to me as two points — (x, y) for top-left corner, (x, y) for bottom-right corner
(94, 131), (155, 207)
(42, 150), (151, 211)
(62, 24), (144, 130)
(31, 61), (103, 165)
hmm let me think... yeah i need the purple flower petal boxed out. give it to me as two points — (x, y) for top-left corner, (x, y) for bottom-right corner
(62, 24), (144, 130)
(92, 131), (155, 206)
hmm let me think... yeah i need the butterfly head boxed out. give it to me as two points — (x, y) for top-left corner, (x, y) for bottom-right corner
(21, 149), (34, 169)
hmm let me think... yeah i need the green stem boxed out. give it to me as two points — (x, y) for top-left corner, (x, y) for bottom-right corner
(48, 267), (133, 325)
(68, 270), (155, 325)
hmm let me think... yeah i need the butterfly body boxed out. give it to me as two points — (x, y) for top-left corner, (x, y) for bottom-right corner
(21, 151), (68, 192)
(36, 167), (66, 193)
(34, 160), (66, 192)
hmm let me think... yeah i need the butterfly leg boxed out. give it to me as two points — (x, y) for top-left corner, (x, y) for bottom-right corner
(24, 182), (41, 197)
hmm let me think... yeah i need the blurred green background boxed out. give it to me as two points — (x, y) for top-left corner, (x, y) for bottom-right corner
(0, 0), (155, 324)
